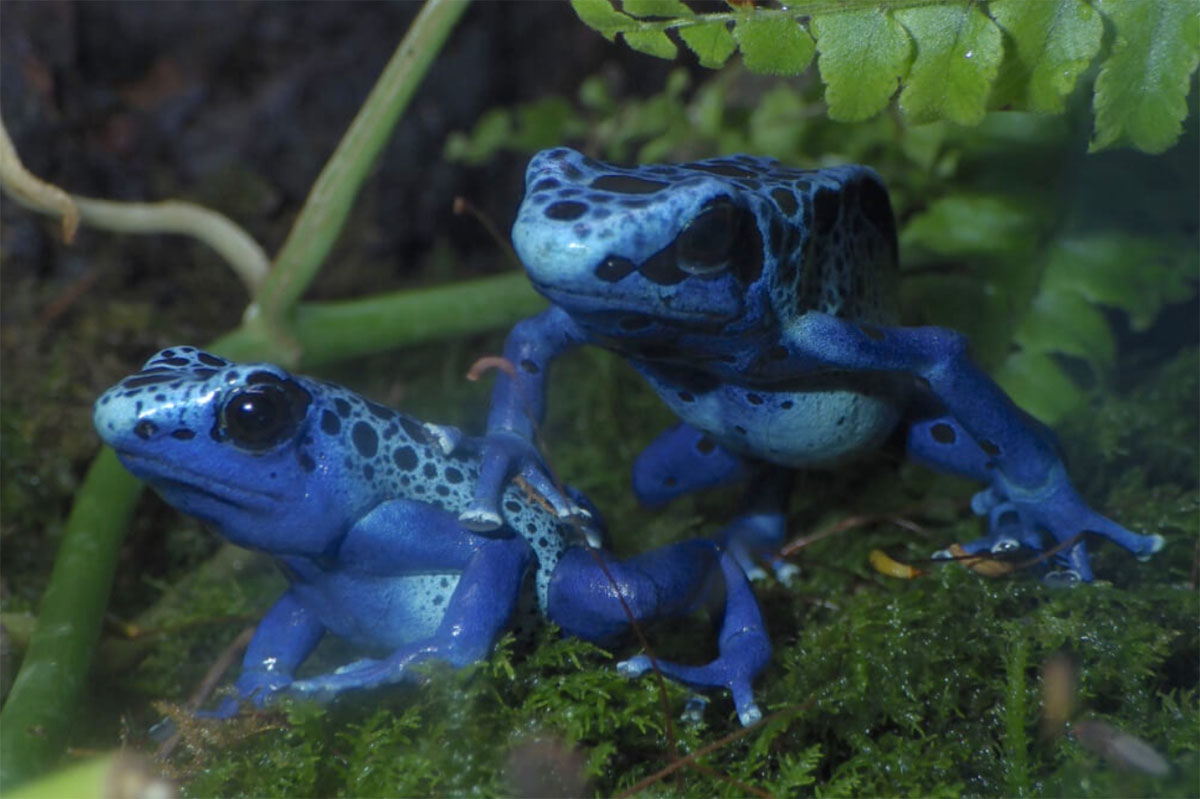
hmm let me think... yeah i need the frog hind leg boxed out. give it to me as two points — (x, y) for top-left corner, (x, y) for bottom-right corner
(547, 540), (770, 726)
(632, 423), (751, 507)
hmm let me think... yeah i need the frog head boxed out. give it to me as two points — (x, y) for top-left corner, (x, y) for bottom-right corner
(93, 347), (353, 556)
(512, 148), (773, 335)
(511, 148), (899, 349)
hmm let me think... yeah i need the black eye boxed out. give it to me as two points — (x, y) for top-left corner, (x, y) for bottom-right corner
(222, 387), (297, 450)
(677, 200), (740, 275)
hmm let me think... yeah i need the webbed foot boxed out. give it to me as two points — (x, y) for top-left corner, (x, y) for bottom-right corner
(957, 469), (1164, 582)
(722, 512), (797, 583)
(460, 432), (588, 531)
(616, 631), (768, 728)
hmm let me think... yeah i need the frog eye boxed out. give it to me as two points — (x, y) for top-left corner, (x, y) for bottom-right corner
(221, 386), (298, 450)
(676, 200), (741, 275)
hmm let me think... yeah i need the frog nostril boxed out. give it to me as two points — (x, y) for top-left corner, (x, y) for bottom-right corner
(134, 420), (159, 440)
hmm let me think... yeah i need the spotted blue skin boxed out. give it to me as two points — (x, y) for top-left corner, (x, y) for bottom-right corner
(462, 147), (1164, 583)
(94, 347), (771, 725)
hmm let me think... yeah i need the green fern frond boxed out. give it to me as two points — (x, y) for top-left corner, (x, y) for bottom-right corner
(569, 0), (1200, 153)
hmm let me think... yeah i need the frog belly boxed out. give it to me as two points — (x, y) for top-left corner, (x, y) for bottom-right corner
(295, 572), (462, 651)
(653, 379), (905, 469)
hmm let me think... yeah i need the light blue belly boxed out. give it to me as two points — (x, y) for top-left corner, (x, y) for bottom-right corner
(297, 572), (462, 651)
(653, 378), (906, 469)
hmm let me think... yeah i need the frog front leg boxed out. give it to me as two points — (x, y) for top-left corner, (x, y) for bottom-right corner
(633, 422), (751, 507)
(905, 404), (1058, 557)
(461, 306), (588, 531)
(783, 312), (1164, 581)
(289, 499), (532, 696)
(199, 589), (326, 718)
(634, 423), (795, 581)
(547, 540), (771, 726)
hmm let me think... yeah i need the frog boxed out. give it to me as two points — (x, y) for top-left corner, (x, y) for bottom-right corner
(459, 147), (1165, 584)
(93, 347), (771, 725)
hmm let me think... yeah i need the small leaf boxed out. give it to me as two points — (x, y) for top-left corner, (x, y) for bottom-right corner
(901, 195), (1039, 258)
(1091, 0), (1200, 153)
(989, 0), (1104, 113)
(812, 9), (911, 121)
(994, 351), (1083, 423)
(679, 21), (737, 68)
(734, 14), (816, 76)
(894, 4), (1004, 125)
(569, 0), (630, 41)
(622, 0), (692, 18)
(622, 29), (679, 59)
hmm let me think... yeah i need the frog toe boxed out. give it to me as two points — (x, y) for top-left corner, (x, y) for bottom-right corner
(422, 422), (463, 455)
(739, 703), (764, 727)
(991, 537), (1021, 554)
(1043, 569), (1083, 588)
(459, 504), (503, 532)
(681, 695), (710, 724)
(1135, 534), (1166, 562)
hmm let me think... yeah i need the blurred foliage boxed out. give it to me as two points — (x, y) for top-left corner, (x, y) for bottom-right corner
(447, 65), (1198, 424)
(568, 0), (1200, 154)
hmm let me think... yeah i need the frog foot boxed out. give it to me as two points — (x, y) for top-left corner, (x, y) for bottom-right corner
(289, 656), (406, 697)
(200, 669), (292, 716)
(422, 422), (464, 455)
(617, 648), (764, 728)
(720, 512), (797, 583)
(961, 475), (1165, 583)
(460, 432), (586, 531)
(193, 697), (242, 720)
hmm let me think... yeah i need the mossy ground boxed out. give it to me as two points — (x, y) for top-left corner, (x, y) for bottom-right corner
(14, 338), (1189, 797)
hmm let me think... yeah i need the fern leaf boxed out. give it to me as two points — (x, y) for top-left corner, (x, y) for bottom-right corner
(1091, 0), (1200, 153)
(679, 21), (737, 68)
(734, 14), (815, 76)
(989, 0), (1104, 113)
(811, 9), (912, 121)
(893, 4), (1004, 125)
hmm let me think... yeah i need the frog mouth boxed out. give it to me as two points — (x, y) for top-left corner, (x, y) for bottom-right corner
(115, 451), (284, 510)
(531, 279), (740, 327)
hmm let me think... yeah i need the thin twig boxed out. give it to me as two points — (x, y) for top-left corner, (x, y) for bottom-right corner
(453, 196), (520, 267)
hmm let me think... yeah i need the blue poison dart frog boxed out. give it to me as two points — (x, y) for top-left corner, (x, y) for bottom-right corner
(460, 148), (1164, 584)
(94, 348), (770, 725)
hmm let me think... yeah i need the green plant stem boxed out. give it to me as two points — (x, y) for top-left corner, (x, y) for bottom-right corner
(255, 0), (473, 332)
(0, 450), (142, 792)
(218, 272), (546, 369)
